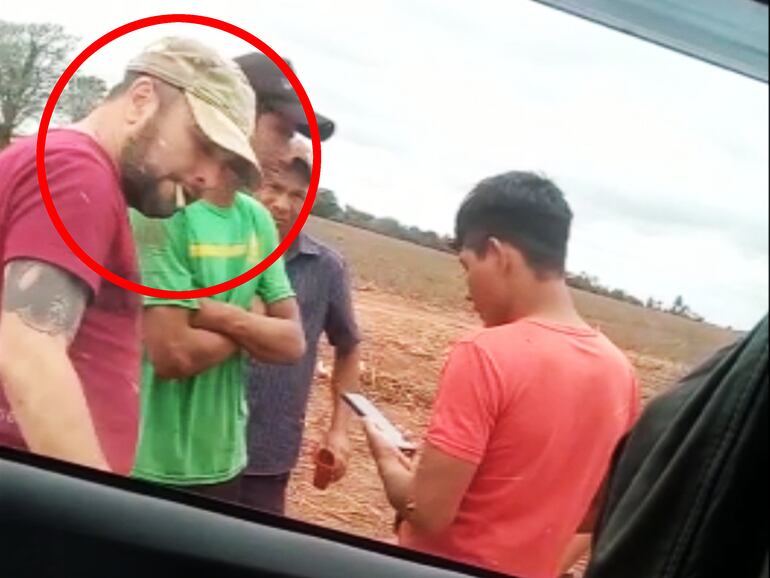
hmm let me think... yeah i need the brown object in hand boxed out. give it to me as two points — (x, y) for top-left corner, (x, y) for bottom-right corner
(313, 448), (336, 490)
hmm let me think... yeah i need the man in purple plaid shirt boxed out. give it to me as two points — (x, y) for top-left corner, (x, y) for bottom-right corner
(241, 138), (361, 515)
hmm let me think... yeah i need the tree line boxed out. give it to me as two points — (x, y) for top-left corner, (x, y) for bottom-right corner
(0, 19), (706, 325)
(312, 188), (706, 322)
(312, 188), (456, 254)
(1, 20), (107, 148)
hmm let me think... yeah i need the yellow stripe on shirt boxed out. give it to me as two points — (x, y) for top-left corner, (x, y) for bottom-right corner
(189, 244), (248, 258)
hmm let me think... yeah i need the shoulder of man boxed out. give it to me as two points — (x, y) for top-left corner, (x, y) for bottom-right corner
(131, 208), (188, 250)
(594, 330), (638, 377)
(301, 234), (348, 271)
(2, 131), (127, 296)
(456, 322), (531, 349)
(449, 323), (552, 381)
(6, 131), (118, 194)
(234, 192), (282, 234)
(43, 131), (119, 192)
(5, 129), (106, 160)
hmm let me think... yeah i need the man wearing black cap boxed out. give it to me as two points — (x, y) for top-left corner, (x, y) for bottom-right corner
(234, 52), (335, 173)
(233, 55), (358, 514)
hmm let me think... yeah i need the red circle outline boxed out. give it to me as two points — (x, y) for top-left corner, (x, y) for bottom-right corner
(36, 14), (320, 299)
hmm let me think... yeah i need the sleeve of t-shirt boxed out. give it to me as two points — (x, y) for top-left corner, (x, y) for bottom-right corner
(3, 149), (120, 295)
(130, 210), (198, 310)
(425, 340), (506, 465)
(253, 206), (295, 305)
(324, 257), (361, 354)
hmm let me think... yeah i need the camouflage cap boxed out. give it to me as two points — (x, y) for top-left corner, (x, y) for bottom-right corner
(126, 37), (259, 176)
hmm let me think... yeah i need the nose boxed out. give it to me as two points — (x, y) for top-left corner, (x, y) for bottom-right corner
(270, 193), (291, 218)
(186, 158), (225, 194)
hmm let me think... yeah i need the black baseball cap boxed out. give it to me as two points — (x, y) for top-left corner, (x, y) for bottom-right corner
(234, 52), (335, 141)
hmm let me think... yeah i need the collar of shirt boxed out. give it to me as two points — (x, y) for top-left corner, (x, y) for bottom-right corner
(286, 232), (322, 262)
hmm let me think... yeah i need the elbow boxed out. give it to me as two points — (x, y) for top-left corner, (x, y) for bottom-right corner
(0, 335), (24, 383)
(0, 354), (14, 384)
(154, 363), (192, 381)
(264, 321), (306, 364)
(147, 345), (196, 380)
(271, 323), (307, 365)
(292, 328), (307, 361)
(0, 346), (10, 376)
(279, 325), (306, 363)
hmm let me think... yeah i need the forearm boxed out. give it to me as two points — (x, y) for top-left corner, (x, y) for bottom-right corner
(378, 458), (464, 536)
(376, 455), (416, 514)
(328, 346), (361, 434)
(144, 307), (240, 379)
(367, 434), (474, 537)
(0, 321), (108, 470)
(229, 312), (304, 363)
(169, 326), (240, 378)
(194, 299), (305, 364)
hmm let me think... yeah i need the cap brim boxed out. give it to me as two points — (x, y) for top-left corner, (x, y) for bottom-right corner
(185, 92), (261, 178)
(273, 100), (335, 141)
(298, 111), (335, 142)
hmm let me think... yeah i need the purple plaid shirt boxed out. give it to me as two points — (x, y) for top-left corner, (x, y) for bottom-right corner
(245, 233), (360, 475)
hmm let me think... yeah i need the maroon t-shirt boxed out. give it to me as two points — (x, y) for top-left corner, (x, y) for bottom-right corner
(0, 130), (141, 474)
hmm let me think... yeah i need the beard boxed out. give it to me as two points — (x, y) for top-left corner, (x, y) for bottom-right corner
(119, 121), (179, 218)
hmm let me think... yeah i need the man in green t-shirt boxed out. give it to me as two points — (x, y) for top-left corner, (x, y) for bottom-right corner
(130, 188), (305, 500)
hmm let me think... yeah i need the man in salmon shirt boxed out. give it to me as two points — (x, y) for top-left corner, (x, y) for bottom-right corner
(0, 37), (260, 475)
(364, 171), (640, 578)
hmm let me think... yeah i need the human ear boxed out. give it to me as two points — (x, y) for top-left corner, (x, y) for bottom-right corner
(124, 76), (160, 127)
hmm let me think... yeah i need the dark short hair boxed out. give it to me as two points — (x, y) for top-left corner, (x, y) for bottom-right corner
(106, 71), (140, 100)
(455, 171), (573, 275)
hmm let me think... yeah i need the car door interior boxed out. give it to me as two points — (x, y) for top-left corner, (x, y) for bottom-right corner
(534, 0), (769, 81)
(0, 447), (514, 578)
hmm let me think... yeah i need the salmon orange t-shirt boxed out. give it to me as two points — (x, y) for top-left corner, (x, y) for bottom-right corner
(400, 319), (639, 578)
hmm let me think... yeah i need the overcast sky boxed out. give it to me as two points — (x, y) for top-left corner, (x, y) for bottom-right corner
(5, 0), (768, 329)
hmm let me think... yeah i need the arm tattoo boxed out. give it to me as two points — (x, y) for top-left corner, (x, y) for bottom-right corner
(2, 260), (89, 340)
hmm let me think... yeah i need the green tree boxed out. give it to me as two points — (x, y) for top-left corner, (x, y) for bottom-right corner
(671, 295), (686, 315)
(58, 74), (107, 122)
(646, 297), (655, 309)
(0, 21), (75, 147)
(344, 205), (375, 226)
(0, 21), (104, 148)
(370, 216), (402, 237)
(311, 188), (343, 219)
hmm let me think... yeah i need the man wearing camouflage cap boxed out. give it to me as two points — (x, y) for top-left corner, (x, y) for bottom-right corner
(0, 37), (257, 474)
(130, 46), (306, 499)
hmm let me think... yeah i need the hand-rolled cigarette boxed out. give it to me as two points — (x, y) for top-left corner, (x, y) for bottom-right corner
(175, 184), (185, 209)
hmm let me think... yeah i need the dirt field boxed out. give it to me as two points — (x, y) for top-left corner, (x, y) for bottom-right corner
(305, 217), (737, 366)
(282, 217), (739, 574)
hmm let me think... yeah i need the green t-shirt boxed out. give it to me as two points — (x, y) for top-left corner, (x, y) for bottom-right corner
(130, 193), (294, 485)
